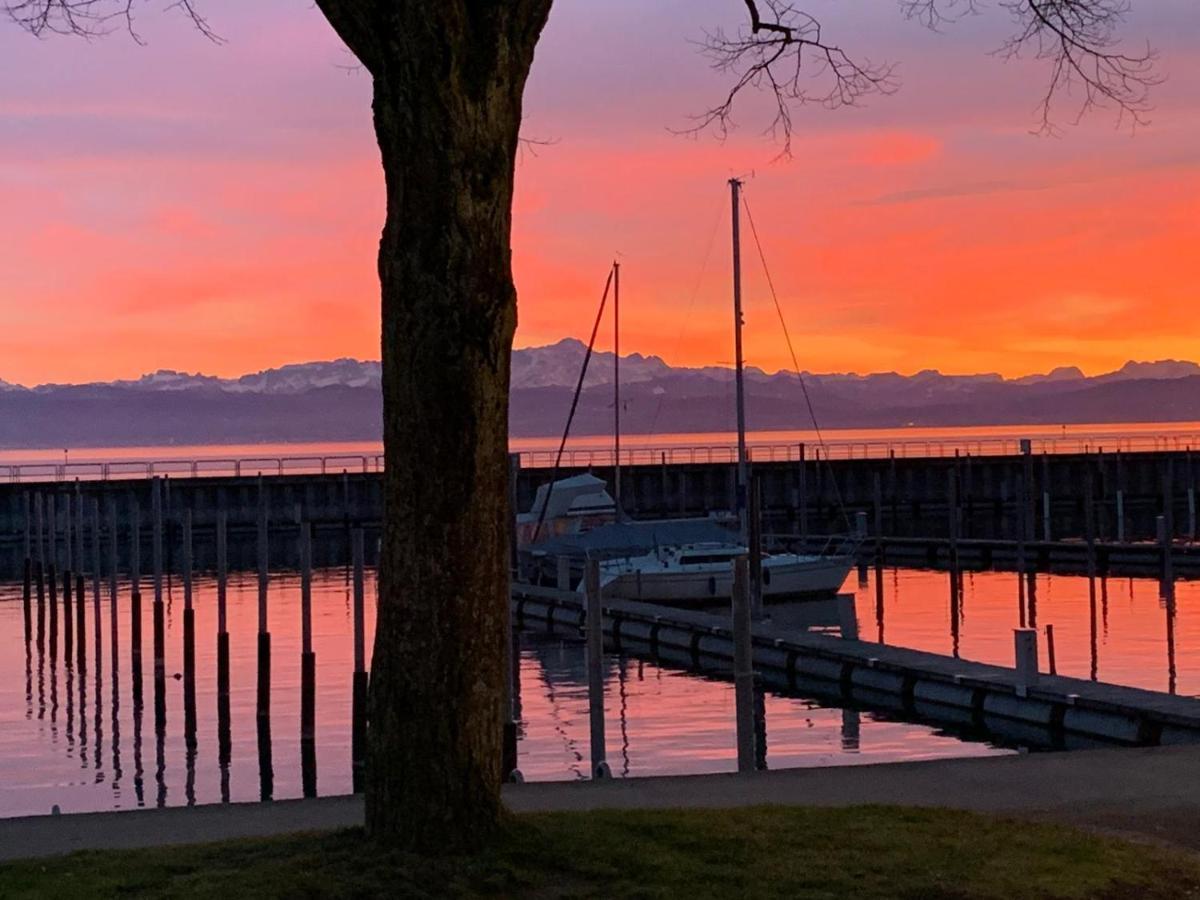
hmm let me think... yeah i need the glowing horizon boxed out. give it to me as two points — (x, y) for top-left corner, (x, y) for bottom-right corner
(1, 1), (1197, 385)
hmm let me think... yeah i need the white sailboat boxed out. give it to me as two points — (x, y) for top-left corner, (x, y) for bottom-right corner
(595, 179), (854, 604)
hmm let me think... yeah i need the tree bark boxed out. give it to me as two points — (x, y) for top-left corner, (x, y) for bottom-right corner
(316, 1), (553, 849)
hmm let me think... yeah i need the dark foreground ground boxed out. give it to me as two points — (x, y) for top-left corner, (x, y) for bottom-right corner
(1, 807), (1199, 899)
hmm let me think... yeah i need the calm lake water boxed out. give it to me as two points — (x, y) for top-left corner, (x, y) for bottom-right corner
(1, 557), (1194, 819)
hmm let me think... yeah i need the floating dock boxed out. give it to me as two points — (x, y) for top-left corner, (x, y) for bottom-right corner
(512, 583), (1200, 749)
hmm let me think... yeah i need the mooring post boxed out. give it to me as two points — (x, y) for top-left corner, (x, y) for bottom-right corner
(22, 493), (31, 647)
(1158, 514), (1174, 598)
(1014, 627), (1038, 692)
(150, 479), (166, 731)
(351, 527), (367, 792)
(797, 443), (808, 541)
(35, 494), (45, 652)
(584, 557), (609, 779)
(182, 509), (196, 740)
(872, 470), (884, 564)
(1116, 489), (1126, 543)
(90, 499), (101, 622)
(130, 495), (142, 684)
(257, 476), (271, 720)
(216, 510), (231, 778)
(47, 493), (59, 659)
(732, 555), (757, 773)
(837, 592), (859, 641)
(300, 521), (316, 798)
(1045, 623), (1057, 676)
(749, 477), (764, 620)
(63, 492), (73, 661)
(1189, 486), (1197, 543)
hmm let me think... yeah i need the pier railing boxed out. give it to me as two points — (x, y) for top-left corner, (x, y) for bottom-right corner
(4, 427), (1200, 482)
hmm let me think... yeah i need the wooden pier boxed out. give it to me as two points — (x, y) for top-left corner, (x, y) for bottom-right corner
(512, 583), (1200, 749)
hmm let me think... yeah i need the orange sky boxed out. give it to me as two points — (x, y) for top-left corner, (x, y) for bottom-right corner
(1, 1), (1197, 384)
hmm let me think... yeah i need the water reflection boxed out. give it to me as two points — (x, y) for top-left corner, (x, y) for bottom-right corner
(5, 555), (1200, 819)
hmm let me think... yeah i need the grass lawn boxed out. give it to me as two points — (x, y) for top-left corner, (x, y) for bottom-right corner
(1, 806), (1198, 899)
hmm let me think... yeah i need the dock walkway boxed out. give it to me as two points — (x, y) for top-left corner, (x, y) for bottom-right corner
(513, 585), (1200, 747)
(5, 746), (1200, 861)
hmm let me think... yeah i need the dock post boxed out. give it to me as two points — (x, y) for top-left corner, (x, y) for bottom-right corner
(34, 493), (45, 653)
(216, 510), (231, 793)
(584, 557), (610, 779)
(749, 477), (764, 620)
(300, 521), (316, 798)
(836, 592), (859, 641)
(351, 527), (368, 792)
(732, 556), (757, 773)
(256, 479), (273, 801)
(129, 494), (142, 707)
(1116, 490), (1126, 543)
(555, 555), (571, 592)
(1042, 490), (1051, 542)
(1190, 487), (1197, 543)
(872, 471), (884, 564)
(90, 499), (101, 623)
(151, 478), (165, 732)
(22, 492), (31, 647)
(1045, 624), (1057, 676)
(1014, 628), (1038, 691)
(797, 443), (808, 541)
(1158, 514), (1174, 599)
(182, 509), (196, 741)
(63, 492), (73, 662)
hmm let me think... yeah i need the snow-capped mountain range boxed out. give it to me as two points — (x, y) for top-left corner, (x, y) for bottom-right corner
(3, 339), (1198, 395)
(2, 339), (1200, 447)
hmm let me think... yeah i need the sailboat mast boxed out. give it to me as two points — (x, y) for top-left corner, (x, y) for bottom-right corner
(613, 260), (622, 519)
(730, 178), (749, 542)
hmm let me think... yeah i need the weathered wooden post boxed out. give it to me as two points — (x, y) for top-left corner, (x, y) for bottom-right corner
(797, 443), (808, 540)
(129, 495), (143, 705)
(351, 527), (368, 792)
(300, 521), (317, 798)
(872, 470), (884, 564)
(1045, 623), (1057, 676)
(22, 493), (31, 647)
(256, 479), (273, 802)
(1158, 514), (1174, 601)
(48, 493), (58, 660)
(1042, 454), (1052, 542)
(151, 479), (166, 732)
(732, 555), (757, 773)
(1116, 489), (1126, 543)
(182, 509), (197, 742)
(216, 510), (232, 782)
(35, 493), (45, 653)
(63, 492), (73, 661)
(837, 592), (859, 641)
(749, 477), (764, 620)
(584, 557), (610, 779)
(90, 499), (101, 684)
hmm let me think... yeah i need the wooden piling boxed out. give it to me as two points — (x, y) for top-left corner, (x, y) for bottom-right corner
(216, 510), (232, 778)
(75, 570), (86, 671)
(797, 444), (808, 539)
(732, 556), (757, 773)
(182, 509), (196, 740)
(1116, 489), (1126, 543)
(129, 496), (143, 703)
(351, 527), (367, 792)
(256, 481), (273, 801)
(1045, 624), (1057, 676)
(872, 471), (884, 563)
(35, 494), (45, 652)
(300, 521), (316, 798)
(63, 493), (74, 662)
(584, 558), (609, 779)
(748, 477), (764, 620)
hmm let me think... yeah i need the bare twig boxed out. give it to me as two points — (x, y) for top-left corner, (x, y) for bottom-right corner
(5, 0), (221, 43)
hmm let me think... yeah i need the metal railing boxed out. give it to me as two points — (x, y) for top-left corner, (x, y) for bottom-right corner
(514, 429), (1200, 468)
(4, 427), (1200, 482)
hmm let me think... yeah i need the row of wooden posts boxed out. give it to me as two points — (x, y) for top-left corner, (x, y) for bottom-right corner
(17, 479), (370, 796)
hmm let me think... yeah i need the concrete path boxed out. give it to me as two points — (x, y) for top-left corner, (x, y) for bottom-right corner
(5, 745), (1200, 862)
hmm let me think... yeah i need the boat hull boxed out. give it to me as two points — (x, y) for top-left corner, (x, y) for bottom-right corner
(602, 556), (853, 605)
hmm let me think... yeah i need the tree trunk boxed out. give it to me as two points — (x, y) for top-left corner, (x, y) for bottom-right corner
(314, 2), (552, 849)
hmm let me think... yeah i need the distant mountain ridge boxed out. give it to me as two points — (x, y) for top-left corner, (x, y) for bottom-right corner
(1, 342), (1199, 447)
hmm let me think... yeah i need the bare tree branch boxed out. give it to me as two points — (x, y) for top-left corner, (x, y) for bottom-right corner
(4, 0), (220, 44)
(694, 0), (1158, 156)
(686, 0), (899, 158)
